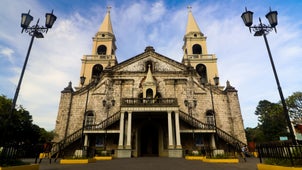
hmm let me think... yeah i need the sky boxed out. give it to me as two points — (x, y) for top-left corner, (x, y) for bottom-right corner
(1, 0), (302, 131)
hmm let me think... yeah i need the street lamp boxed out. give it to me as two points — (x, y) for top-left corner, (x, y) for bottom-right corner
(102, 99), (115, 150)
(241, 8), (296, 144)
(210, 76), (219, 129)
(184, 99), (197, 148)
(80, 76), (90, 156)
(80, 76), (100, 156)
(11, 10), (57, 114)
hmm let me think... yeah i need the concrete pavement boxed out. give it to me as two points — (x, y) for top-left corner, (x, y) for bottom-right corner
(23, 157), (259, 170)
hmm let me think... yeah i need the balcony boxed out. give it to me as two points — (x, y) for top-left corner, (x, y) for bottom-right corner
(187, 54), (216, 60)
(121, 98), (178, 107)
(83, 54), (114, 60)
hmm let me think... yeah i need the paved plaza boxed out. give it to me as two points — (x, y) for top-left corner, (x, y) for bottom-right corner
(23, 157), (259, 170)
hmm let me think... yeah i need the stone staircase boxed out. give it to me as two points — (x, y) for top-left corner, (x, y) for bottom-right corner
(51, 111), (121, 157)
(179, 110), (246, 151)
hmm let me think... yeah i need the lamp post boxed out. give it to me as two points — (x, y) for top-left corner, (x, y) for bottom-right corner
(102, 99), (115, 150)
(209, 76), (219, 129)
(80, 76), (89, 156)
(11, 10), (56, 114)
(184, 99), (197, 148)
(241, 8), (296, 144)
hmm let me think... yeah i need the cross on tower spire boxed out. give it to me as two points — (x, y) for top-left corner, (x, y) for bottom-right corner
(107, 6), (112, 13)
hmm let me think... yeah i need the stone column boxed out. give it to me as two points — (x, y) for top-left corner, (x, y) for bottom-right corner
(126, 111), (132, 149)
(83, 134), (89, 157)
(174, 111), (182, 148)
(210, 134), (216, 149)
(168, 111), (174, 148)
(118, 112), (125, 149)
(84, 134), (89, 147)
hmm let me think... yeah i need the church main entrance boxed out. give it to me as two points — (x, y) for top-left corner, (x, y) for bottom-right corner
(140, 121), (159, 157)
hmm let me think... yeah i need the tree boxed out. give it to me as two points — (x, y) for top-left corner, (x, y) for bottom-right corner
(245, 127), (265, 143)
(255, 100), (289, 141)
(0, 95), (15, 146)
(286, 91), (302, 122)
(0, 95), (54, 148)
(0, 95), (57, 164)
(39, 128), (55, 143)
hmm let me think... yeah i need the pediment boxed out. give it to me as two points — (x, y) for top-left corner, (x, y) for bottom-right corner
(112, 48), (187, 73)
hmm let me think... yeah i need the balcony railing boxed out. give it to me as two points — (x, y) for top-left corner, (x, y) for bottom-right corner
(187, 54), (216, 60)
(121, 98), (178, 106)
(85, 111), (120, 131)
(83, 54), (114, 60)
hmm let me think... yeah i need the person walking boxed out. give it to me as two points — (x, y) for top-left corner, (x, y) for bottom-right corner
(241, 145), (247, 162)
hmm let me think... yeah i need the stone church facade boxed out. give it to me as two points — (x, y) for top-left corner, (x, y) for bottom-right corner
(53, 8), (246, 158)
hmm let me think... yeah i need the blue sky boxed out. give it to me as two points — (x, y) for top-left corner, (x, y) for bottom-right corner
(1, 0), (302, 130)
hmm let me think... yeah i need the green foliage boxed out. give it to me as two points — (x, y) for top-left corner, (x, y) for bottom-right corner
(286, 91), (302, 121)
(0, 159), (29, 167)
(246, 91), (302, 143)
(0, 98), (39, 146)
(0, 95), (55, 165)
(95, 147), (112, 156)
(264, 158), (302, 167)
(0, 95), (55, 147)
(39, 128), (56, 143)
(212, 154), (235, 159)
(254, 100), (289, 142)
(245, 127), (265, 143)
(263, 146), (302, 167)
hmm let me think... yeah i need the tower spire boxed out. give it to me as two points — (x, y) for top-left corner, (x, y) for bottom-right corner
(185, 7), (202, 35)
(187, 6), (192, 12)
(78, 7), (117, 87)
(98, 6), (114, 34)
(182, 7), (219, 85)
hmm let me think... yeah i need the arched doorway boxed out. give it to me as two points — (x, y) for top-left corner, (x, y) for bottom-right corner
(140, 122), (159, 156)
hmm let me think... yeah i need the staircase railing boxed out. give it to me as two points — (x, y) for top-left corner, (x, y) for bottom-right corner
(51, 111), (121, 156)
(215, 126), (246, 151)
(179, 110), (215, 130)
(51, 128), (82, 157)
(85, 111), (120, 131)
(179, 110), (246, 150)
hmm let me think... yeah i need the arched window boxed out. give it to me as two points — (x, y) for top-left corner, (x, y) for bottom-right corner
(85, 111), (94, 126)
(97, 45), (107, 55)
(192, 44), (202, 54)
(92, 64), (103, 79)
(146, 89), (153, 99)
(206, 110), (215, 125)
(196, 64), (208, 84)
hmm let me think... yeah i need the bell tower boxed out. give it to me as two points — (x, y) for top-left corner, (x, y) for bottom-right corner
(79, 7), (117, 86)
(182, 7), (219, 84)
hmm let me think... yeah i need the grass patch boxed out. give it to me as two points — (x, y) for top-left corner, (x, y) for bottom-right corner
(211, 154), (236, 159)
(264, 158), (302, 167)
(0, 159), (29, 167)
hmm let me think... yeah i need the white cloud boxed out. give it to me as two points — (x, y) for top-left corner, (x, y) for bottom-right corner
(144, 1), (166, 23)
(0, 47), (14, 63)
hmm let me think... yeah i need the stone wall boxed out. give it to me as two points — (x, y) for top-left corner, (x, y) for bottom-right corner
(54, 54), (246, 145)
